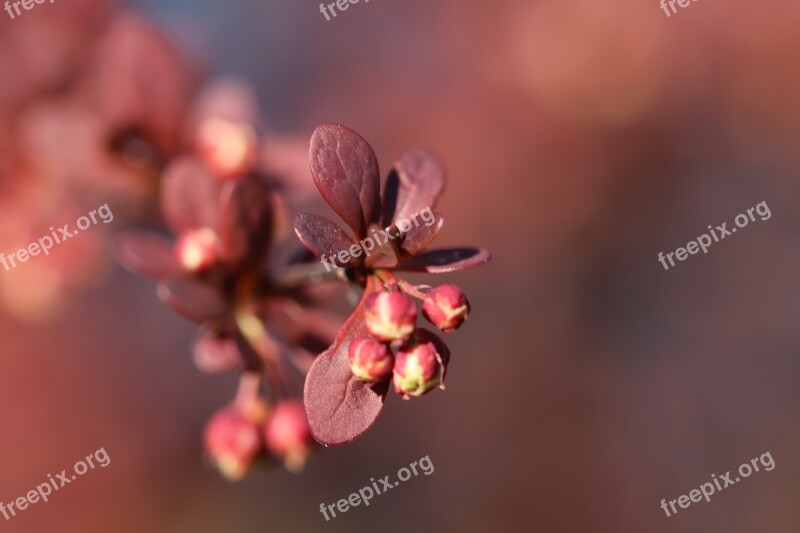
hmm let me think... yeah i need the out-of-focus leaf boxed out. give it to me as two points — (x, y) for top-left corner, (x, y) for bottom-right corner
(114, 231), (181, 278)
(218, 175), (273, 268)
(309, 124), (381, 237)
(382, 149), (446, 226)
(294, 213), (357, 265)
(396, 247), (491, 273)
(80, 13), (194, 153)
(304, 277), (387, 445)
(399, 212), (444, 255)
(161, 156), (220, 232)
(156, 278), (229, 323)
(267, 301), (340, 354)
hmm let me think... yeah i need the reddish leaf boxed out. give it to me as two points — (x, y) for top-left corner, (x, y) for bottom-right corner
(383, 149), (446, 226)
(294, 213), (357, 265)
(156, 278), (229, 323)
(217, 175), (273, 268)
(114, 231), (181, 278)
(399, 212), (444, 255)
(396, 247), (491, 273)
(160, 156), (220, 233)
(363, 227), (400, 269)
(309, 124), (381, 237)
(304, 277), (387, 445)
(81, 13), (194, 153)
(267, 301), (340, 354)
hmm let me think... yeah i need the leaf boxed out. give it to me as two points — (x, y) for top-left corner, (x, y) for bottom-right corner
(304, 277), (387, 445)
(395, 247), (492, 273)
(160, 156), (220, 232)
(156, 278), (229, 323)
(398, 212), (444, 255)
(114, 231), (181, 278)
(82, 14), (193, 153)
(382, 149), (446, 227)
(363, 224), (400, 269)
(309, 124), (381, 237)
(294, 213), (357, 265)
(267, 302), (340, 354)
(217, 175), (273, 268)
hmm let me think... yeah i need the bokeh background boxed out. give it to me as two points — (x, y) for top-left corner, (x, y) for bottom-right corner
(1, 0), (800, 531)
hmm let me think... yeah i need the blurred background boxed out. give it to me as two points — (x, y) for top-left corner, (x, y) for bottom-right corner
(1, 0), (799, 531)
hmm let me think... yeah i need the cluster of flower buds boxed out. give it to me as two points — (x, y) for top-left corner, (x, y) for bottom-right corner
(204, 398), (312, 480)
(118, 121), (489, 456)
(347, 284), (469, 398)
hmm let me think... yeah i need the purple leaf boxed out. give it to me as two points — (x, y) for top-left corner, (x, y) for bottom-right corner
(383, 149), (446, 226)
(309, 124), (381, 237)
(399, 212), (444, 255)
(217, 175), (273, 268)
(156, 278), (229, 323)
(294, 213), (357, 265)
(396, 247), (491, 273)
(363, 244), (400, 268)
(114, 231), (181, 278)
(363, 225), (400, 269)
(161, 156), (220, 233)
(304, 278), (387, 445)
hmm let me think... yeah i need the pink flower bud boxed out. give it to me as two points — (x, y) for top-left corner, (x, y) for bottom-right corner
(422, 284), (470, 333)
(195, 118), (257, 177)
(348, 337), (394, 382)
(204, 407), (262, 481)
(193, 330), (241, 374)
(364, 291), (417, 342)
(175, 227), (219, 272)
(264, 401), (312, 472)
(392, 334), (447, 399)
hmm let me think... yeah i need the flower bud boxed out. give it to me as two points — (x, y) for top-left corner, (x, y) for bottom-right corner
(193, 330), (241, 374)
(392, 334), (447, 399)
(364, 291), (417, 342)
(175, 227), (220, 272)
(264, 401), (312, 472)
(348, 337), (394, 382)
(422, 284), (470, 333)
(204, 407), (262, 481)
(196, 118), (257, 177)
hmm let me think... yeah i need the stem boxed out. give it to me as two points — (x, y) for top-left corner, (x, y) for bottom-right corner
(397, 279), (429, 300)
(234, 372), (262, 408)
(235, 309), (280, 363)
(234, 307), (298, 399)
